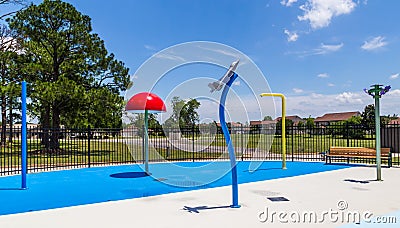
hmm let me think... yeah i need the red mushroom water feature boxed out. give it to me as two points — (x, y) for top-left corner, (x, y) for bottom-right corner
(125, 92), (166, 174)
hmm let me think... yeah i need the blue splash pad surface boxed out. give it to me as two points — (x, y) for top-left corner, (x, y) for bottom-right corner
(0, 161), (351, 216)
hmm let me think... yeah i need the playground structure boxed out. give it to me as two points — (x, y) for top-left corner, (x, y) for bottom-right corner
(207, 60), (288, 208)
(364, 84), (391, 181)
(125, 92), (166, 174)
(14, 65), (394, 214)
(209, 59), (241, 208)
(260, 93), (287, 169)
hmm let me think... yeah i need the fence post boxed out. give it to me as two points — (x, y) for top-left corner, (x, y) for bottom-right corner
(241, 124), (244, 161)
(88, 126), (91, 168)
(346, 123), (350, 147)
(291, 124), (294, 161)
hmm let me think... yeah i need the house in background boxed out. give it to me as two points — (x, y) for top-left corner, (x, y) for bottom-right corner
(216, 122), (245, 134)
(389, 117), (400, 125)
(275, 115), (305, 126)
(250, 120), (277, 128)
(314, 111), (361, 126)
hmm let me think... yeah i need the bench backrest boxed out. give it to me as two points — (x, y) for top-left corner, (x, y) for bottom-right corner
(329, 147), (391, 157)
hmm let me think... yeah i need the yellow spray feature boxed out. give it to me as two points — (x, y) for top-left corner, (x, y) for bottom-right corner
(260, 93), (287, 169)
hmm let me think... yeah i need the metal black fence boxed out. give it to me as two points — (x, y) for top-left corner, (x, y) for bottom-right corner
(1, 123), (399, 176)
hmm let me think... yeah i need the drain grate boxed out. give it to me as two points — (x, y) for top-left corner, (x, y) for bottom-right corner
(267, 197), (289, 202)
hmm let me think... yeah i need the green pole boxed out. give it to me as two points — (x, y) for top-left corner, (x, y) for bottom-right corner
(365, 84), (391, 181)
(144, 109), (149, 174)
(374, 86), (382, 181)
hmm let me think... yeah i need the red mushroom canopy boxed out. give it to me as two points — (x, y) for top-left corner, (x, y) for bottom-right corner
(125, 92), (166, 113)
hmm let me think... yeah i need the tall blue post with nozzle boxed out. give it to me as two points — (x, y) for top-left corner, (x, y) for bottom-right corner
(21, 81), (27, 189)
(219, 73), (240, 208)
(209, 59), (241, 208)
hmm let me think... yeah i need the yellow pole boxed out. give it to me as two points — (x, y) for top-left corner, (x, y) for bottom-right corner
(260, 93), (287, 169)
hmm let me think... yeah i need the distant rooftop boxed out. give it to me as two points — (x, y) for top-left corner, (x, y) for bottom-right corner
(389, 117), (400, 124)
(315, 111), (361, 122)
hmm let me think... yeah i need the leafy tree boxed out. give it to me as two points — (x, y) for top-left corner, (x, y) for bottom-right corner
(129, 113), (161, 136)
(344, 116), (364, 139)
(305, 116), (315, 129)
(275, 118), (293, 135)
(276, 118), (293, 128)
(8, 0), (129, 150)
(0, 24), (22, 146)
(163, 96), (200, 128)
(361, 104), (375, 128)
(327, 116), (364, 139)
(361, 104), (391, 129)
(263, 116), (273, 121)
(180, 98), (200, 126)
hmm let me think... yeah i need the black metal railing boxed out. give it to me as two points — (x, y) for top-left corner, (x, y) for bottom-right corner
(1, 123), (399, 175)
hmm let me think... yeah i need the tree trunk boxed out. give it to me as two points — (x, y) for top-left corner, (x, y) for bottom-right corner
(40, 104), (51, 150)
(8, 96), (13, 143)
(50, 104), (60, 150)
(1, 94), (6, 147)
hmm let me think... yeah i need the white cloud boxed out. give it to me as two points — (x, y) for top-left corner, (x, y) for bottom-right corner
(298, 0), (357, 29)
(389, 73), (399, 80)
(281, 0), (298, 7)
(361, 36), (387, 51)
(284, 29), (299, 42)
(154, 53), (186, 62)
(388, 89), (400, 96)
(292, 43), (343, 57)
(320, 43), (344, 52)
(335, 92), (363, 104)
(293, 88), (304, 93)
(328, 83), (335, 87)
(317, 73), (329, 78)
(144, 44), (156, 51)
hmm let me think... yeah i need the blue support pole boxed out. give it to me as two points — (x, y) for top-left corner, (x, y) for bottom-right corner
(21, 81), (27, 189)
(219, 73), (240, 208)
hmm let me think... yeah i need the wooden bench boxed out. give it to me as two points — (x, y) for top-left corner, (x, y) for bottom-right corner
(325, 147), (392, 167)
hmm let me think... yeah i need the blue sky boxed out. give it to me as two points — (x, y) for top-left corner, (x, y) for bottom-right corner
(3, 0), (400, 120)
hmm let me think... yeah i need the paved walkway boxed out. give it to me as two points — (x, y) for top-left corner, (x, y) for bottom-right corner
(0, 166), (399, 228)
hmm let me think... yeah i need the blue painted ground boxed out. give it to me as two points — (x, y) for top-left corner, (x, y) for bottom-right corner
(0, 161), (352, 216)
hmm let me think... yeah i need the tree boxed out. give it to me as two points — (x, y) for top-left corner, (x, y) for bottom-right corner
(275, 118), (293, 135)
(129, 113), (161, 136)
(263, 116), (273, 121)
(361, 104), (390, 129)
(361, 104), (375, 128)
(163, 97), (200, 128)
(8, 0), (129, 150)
(344, 116), (364, 139)
(180, 98), (200, 126)
(0, 24), (22, 146)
